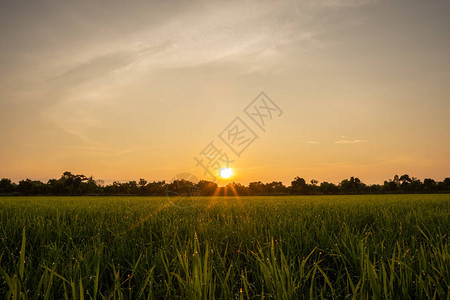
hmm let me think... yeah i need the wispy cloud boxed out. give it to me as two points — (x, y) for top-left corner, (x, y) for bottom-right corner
(306, 141), (318, 144)
(315, 0), (378, 8)
(49, 51), (134, 86)
(335, 139), (368, 144)
(36, 0), (323, 148)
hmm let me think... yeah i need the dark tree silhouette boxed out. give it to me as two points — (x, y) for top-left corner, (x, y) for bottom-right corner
(1, 172), (449, 196)
(0, 178), (15, 194)
(399, 174), (412, 186)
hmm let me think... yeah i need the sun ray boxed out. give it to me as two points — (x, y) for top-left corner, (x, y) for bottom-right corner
(206, 186), (222, 211)
(229, 184), (248, 219)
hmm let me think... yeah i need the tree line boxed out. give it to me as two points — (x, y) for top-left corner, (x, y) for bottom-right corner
(0, 171), (449, 196)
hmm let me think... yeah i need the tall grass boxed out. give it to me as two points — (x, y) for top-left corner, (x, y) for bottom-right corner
(0, 195), (448, 298)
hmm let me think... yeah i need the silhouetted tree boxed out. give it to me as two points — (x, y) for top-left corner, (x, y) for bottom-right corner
(2, 171), (450, 196)
(444, 178), (450, 187)
(339, 177), (365, 194)
(399, 174), (412, 186)
(0, 178), (15, 194)
(290, 177), (307, 194)
(440, 178), (450, 192)
(144, 181), (166, 196)
(266, 181), (287, 195)
(138, 178), (147, 187)
(232, 182), (249, 196)
(248, 181), (267, 196)
(197, 180), (218, 196)
(319, 182), (338, 194)
(17, 179), (47, 195)
(423, 178), (436, 193)
(166, 179), (196, 197)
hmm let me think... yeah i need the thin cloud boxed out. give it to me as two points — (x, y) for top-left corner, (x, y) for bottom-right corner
(317, 0), (377, 8)
(49, 51), (134, 86)
(335, 139), (368, 144)
(306, 141), (318, 144)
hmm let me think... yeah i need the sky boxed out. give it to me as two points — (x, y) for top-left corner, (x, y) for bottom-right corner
(1, 0), (449, 185)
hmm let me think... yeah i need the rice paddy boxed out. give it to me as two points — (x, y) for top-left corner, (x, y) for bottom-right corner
(0, 194), (448, 299)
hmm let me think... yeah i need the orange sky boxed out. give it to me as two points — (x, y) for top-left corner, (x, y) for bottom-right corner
(1, 0), (449, 185)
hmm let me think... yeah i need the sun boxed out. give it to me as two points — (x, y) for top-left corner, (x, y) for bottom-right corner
(219, 167), (233, 179)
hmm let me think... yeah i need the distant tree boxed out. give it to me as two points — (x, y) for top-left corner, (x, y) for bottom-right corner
(197, 180), (218, 196)
(399, 174), (412, 186)
(423, 178), (435, 186)
(232, 182), (249, 196)
(17, 179), (47, 195)
(146, 181), (166, 196)
(138, 178), (147, 187)
(393, 175), (400, 187)
(3, 171), (450, 196)
(437, 178), (450, 192)
(382, 180), (396, 193)
(111, 181), (123, 194)
(403, 177), (420, 193)
(444, 178), (450, 187)
(440, 178), (450, 192)
(103, 182), (118, 195)
(127, 181), (139, 194)
(266, 181), (287, 195)
(368, 184), (382, 194)
(423, 178), (436, 193)
(224, 183), (242, 196)
(290, 177), (307, 194)
(292, 177), (306, 187)
(308, 179), (319, 194)
(167, 179), (195, 197)
(53, 171), (91, 195)
(382, 174), (407, 193)
(137, 178), (148, 195)
(339, 177), (364, 194)
(84, 176), (100, 194)
(248, 181), (267, 195)
(319, 182), (338, 194)
(0, 178), (15, 194)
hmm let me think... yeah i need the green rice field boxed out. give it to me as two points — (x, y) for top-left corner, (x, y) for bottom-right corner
(0, 195), (448, 299)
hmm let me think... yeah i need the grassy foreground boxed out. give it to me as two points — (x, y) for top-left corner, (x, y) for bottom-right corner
(0, 195), (448, 299)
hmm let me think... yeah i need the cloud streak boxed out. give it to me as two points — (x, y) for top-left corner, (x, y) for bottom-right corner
(335, 139), (368, 144)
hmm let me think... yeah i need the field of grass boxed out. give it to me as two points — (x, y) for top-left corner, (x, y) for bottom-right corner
(0, 195), (448, 299)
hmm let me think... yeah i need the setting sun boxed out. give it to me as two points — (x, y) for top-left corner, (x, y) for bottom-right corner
(219, 168), (233, 179)
(0, 1), (449, 298)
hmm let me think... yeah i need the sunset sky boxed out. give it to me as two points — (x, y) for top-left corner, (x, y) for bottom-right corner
(1, 0), (449, 185)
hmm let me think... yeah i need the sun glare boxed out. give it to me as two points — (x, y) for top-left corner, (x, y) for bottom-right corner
(219, 168), (233, 179)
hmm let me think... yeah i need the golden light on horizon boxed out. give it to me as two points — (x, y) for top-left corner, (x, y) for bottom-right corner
(219, 168), (233, 179)
(0, 1), (449, 185)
